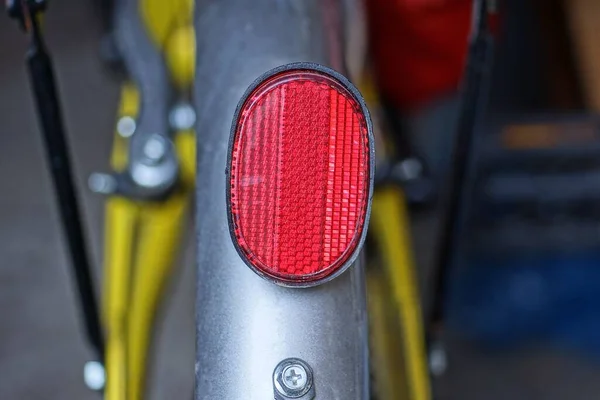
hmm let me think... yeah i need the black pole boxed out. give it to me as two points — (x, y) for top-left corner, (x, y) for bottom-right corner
(14, 2), (104, 359)
(428, 0), (496, 338)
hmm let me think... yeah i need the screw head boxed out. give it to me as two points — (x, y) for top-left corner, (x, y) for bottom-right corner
(169, 102), (196, 131)
(282, 364), (308, 390)
(273, 358), (315, 399)
(143, 134), (168, 163)
(116, 116), (136, 138)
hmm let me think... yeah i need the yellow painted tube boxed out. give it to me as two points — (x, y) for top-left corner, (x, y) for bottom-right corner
(104, 198), (139, 400)
(367, 271), (409, 399)
(175, 131), (196, 187)
(105, 329), (128, 400)
(371, 187), (431, 400)
(164, 25), (196, 90)
(103, 80), (141, 400)
(126, 194), (188, 400)
(110, 83), (139, 172)
(104, 93), (194, 400)
(125, 130), (194, 398)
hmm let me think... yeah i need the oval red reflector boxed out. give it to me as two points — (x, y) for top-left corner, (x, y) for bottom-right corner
(228, 65), (372, 286)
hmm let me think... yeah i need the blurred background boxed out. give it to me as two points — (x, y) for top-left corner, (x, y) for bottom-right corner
(0, 1), (194, 398)
(4, 0), (600, 399)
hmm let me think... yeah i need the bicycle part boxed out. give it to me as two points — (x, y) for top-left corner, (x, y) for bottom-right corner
(273, 358), (316, 400)
(194, 0), (369, 398)
(374, 158), (436, 207)
(83, 360), (107, 391)
(125, 191), (189, 400)
(101, 0), (196, 396)
(369, 187), (431, 400)
(103, 87), (195, 400)
(104, 196), (137, 400)
(99, 0), (195, 201)
(103, 88), (195, 400)
(377, 99), (437, 207)
(367, 268), (408, 399)
(111, 0), (181, 200)
(429, 0), (497, 338)
(7, 0), (104, 360)
(227, 64), (374, 287)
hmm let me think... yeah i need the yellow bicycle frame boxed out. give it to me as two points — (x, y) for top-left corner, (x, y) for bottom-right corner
(103, 1), (195, 399)
(368, 187), (431, 400)
(361, 75), (432, 400)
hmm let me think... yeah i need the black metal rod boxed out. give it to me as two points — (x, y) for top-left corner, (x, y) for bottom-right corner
(428, 0), (496, 337)
(25, 18), (104, 359)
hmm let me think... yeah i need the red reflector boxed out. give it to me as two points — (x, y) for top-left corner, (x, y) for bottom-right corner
(228, 64), (372, 286)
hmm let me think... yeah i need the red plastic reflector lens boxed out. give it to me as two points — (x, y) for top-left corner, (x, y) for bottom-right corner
(228, 67), (371, 286)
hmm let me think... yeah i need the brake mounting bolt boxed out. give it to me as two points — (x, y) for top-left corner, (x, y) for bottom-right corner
(143, 134), (168, 163)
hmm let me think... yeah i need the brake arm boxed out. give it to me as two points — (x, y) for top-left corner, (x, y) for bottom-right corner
(113, 0), (171, 142)
(102, 3), (195, 393)
(103, 81), (195, 400)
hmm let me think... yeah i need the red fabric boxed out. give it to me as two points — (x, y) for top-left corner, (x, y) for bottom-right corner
(367, 0), (472, 110)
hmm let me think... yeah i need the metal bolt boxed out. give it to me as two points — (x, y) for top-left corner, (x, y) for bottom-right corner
(143, 134), (168, 163)
(83, 361), (105, 391)
(116, 116), (136, 138)
(282, 364), (308, 390)
(273, 358), (315, 400)
(130, 135), (178, 193)
(88, 173), (117, 194)
(393, 157), (423, 181)
(169, 102), (196, 131)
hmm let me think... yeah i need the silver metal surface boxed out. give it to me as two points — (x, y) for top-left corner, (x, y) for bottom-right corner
(194, 1), (369, 399)
(394, 158), (424, 181)
(282, 365), (307, 390)
(142, 133), (168, 163)
(87, 172), (117, 195)
(83, 361), (105, 391)
(113, 0), (175, 199)
(129, 133), (178, 196)
(113, 0), (170, 142)
(169, 102), (196, 131)
(429, 341), (449, 377)
(116, 115), (136, 138)
(129, 150), (178, 193)
(274, 358), (315, 400)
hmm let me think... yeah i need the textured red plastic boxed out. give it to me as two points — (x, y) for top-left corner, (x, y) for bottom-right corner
(229, 70), (370, 284)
